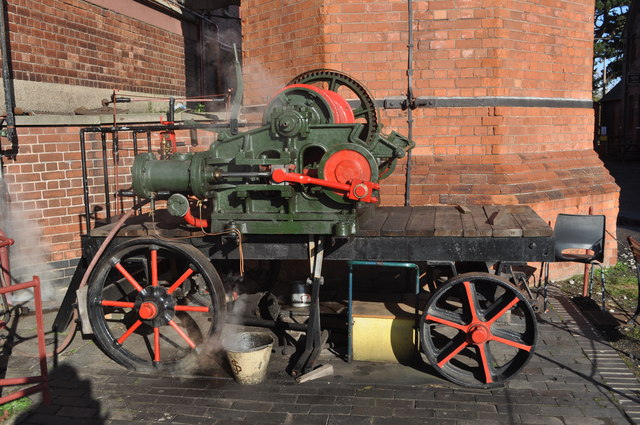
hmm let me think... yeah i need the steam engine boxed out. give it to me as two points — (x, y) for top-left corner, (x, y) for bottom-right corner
(131, 70), (414, 236)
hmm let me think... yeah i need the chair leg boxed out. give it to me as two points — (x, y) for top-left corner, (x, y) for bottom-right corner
(599, 263), (606, 311)
(588, 265), (595, 298)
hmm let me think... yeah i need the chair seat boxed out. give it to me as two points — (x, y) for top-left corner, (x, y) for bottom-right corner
(557, 252), (599, 263)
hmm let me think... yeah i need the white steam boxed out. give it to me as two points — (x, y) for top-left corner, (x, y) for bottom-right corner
(0, 176), (54, 304)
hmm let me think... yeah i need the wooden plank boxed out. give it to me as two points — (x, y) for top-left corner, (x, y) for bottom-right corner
(357, 207), (390, 237)
(380, 206), (413, 236)
(510, 206), (553, 237)
(405, 206), (436, 236)
(465, 205), (493, 237)
(434, 206), (463, 237)
(483, 205), (523, 237)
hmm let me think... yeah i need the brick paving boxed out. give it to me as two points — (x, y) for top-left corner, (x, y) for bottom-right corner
(1, 288), (638, 425)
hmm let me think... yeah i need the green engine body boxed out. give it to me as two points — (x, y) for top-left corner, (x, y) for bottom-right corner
(131, 70), (414, 236)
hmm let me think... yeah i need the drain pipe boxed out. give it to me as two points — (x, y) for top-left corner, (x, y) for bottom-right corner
(0, 0), (16, 153)
(404, 0), (415, 207)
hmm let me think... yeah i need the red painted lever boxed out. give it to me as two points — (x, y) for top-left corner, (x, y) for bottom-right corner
(271, 168), (379, 203)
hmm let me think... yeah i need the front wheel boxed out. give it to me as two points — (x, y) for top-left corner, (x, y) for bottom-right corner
(420, 272), (537, 388)
(87, 238), (225, 371)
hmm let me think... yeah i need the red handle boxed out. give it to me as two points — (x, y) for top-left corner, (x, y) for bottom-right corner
(272, 169), (379, 203)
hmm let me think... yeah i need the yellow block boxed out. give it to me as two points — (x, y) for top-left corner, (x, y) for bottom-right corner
(352, 300), (419, 364)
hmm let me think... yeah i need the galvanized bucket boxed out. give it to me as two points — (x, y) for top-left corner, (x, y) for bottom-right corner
(223, 332), (274, 385)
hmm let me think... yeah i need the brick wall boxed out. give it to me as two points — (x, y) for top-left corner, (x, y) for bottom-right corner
(4, 0), (185, 95)
(242, 0), (620, 278)
(242, 0), (328, 104)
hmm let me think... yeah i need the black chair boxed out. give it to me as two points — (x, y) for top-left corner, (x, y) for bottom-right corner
(542, 214), (606, 310)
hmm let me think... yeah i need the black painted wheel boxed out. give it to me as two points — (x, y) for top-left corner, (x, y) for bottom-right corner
(420, 272), (537, 388)
(288, 69), (379, 144)
(87, 238), (225, 371)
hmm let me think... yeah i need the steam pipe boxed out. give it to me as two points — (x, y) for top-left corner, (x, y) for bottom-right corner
(230, 44), (242, 135)
(183, 209), (209, 228)
(0, 0), (16, 149)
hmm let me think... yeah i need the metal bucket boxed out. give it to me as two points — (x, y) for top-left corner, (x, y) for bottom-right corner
(223, 332), (274, 385)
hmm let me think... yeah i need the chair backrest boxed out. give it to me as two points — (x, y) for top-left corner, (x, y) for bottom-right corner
(554, 214), (606, 262)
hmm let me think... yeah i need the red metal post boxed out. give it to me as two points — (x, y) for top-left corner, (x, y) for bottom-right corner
(0, 229), (14, 288)
(0, 277), (51, 405)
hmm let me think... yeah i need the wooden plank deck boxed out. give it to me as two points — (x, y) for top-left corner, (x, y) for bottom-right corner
(89, 205), (554, 263)
(356, 205), (552, 238)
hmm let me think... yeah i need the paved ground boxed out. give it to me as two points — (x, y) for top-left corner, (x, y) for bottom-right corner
(1, 159), (640, 425)
(1, 285), (638, 425)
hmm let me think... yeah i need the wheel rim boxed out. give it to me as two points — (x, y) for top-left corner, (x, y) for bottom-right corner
(420, 273), (537, 388)
(88, 239), (224, 370)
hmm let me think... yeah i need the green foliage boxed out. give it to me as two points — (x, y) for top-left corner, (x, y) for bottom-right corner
(1, 397), (33, 419)
(593, 0), (630, 100)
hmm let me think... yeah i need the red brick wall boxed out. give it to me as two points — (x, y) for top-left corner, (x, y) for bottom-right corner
(4, 0), (185, 94)
(242, 0), (328, 104)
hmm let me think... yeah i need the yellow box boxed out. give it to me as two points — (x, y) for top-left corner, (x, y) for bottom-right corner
(352, 300), (419, 364)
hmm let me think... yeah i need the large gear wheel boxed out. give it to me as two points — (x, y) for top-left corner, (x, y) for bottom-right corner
(288, 69), (379, 145)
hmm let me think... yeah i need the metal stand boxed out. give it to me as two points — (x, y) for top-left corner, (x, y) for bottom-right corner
(291, 236), (326, 376)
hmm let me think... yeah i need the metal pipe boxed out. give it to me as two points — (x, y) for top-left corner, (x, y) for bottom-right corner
(79, 128), (101, 233)
(0, 0), (16, 151)
(404, 0), (415, 207)
(101, 133), (112, 223)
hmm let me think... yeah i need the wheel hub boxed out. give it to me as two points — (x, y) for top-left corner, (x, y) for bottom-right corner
(134, 285), (176, 327)
(468, 324), (490, 344)
(138, 302), (158, 320)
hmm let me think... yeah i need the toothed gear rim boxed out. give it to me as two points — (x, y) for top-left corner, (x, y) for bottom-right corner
(288, 69), (379, 145)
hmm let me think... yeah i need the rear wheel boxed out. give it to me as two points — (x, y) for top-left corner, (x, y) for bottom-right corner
(87, 238), (225, 371)
(420, 272), (537, 388)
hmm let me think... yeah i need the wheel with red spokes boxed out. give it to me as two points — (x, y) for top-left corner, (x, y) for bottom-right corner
(420, 272), (537, 388)
(87, 238), (225, 371)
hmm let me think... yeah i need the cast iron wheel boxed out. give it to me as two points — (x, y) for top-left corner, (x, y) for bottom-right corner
(420, 272), (537, 388)
(87, 238), (225, 371)
(288, 69), (378, 144)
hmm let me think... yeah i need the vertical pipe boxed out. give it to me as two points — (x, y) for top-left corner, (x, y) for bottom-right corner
(404, 0), (414, 207)
(79, 129), (92, 233)
(101, 132), (111, 223)
(0, 0), (16, 150)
